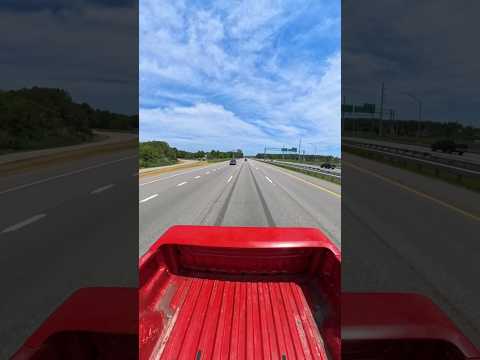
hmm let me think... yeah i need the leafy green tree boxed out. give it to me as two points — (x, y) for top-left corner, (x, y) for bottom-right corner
(0, 87), (138, 151)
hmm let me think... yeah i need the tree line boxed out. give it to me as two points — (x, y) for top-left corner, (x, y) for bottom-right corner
(344, 117), (480, 141)
(140, 141), (243, 168)
(0, 87), (138, 151)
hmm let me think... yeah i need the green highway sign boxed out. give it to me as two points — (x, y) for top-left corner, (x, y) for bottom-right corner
(343, 103), (376, 114)
(354, 103), (376, 113)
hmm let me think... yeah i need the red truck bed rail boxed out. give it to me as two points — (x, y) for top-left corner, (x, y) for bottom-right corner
(342, 292), (480, 359)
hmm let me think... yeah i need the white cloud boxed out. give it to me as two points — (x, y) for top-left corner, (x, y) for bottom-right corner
(140, 102), (274, 151)
(140, 0), (341, 155)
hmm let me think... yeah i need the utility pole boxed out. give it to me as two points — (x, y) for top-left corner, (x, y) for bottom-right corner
(390, 109), (395, 136)
(309, 143), (318, 161)
(379, 82), (385, 137)
(298, 138), (302, 160)
(418, 100), (423, 137)
(402, 92), (422, 137)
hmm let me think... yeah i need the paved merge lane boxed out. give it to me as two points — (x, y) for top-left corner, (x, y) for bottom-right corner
(139, 159), (341, 255)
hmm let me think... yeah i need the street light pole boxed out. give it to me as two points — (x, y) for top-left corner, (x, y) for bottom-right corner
(379, 82), (385, 137)
(298, 138), (302, 161)
(403, 92), (422, 137)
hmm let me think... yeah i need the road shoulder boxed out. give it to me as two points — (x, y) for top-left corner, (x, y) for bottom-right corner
(344, 153), (480, 219)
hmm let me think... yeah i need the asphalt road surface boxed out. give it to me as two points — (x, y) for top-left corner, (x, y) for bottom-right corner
(139, 159), (341, 256)
(0, 150), (138, 359)
(342, 152), (480, 348)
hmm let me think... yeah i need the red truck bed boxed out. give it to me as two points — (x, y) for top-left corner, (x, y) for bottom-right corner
(140, 226), (340, 360)
(151, 275), (325, 360)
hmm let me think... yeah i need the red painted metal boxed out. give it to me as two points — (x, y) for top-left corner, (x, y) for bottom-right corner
(11, 287), (137, 359)
(11, 225), (480, 359)
(342, 292), (480, 359)
(139, 225), (341, 360)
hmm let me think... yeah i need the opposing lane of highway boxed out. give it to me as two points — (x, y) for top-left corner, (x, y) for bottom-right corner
(344, 136), (480, 165)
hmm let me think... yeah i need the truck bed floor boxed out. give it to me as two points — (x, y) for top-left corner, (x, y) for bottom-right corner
(155, 275), (328, 360)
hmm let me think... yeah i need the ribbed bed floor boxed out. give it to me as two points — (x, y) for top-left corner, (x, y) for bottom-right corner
(156, 275), (328, 360)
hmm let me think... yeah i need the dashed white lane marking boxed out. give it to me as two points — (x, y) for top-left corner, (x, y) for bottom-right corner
(265, 176), (273, 184)
(91, 184), (115, 194)
(139, 194), (158, 203)
(255, 168), (259, 170)
(213, 169), (217, 171)
(177, 181), (187, 187)
(206, 171), (210, 175)
(227, 175), (233, 183)
(194, 176), (201, 179)
(2, 214), (46, 233)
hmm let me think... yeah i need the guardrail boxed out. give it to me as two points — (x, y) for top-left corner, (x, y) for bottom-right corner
(273, 160), (341, 176)
(343, 139), (480, 172)
(343, 141), (480, 190)
(259, 159), (342, 181)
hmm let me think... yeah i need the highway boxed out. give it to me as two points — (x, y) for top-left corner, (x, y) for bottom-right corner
(344, 136), (480, 166)
(0, 149), (138, 359)
(342, 152), (480, 348)
(269, 160), (342, 176)
(139, 159), (341, 256)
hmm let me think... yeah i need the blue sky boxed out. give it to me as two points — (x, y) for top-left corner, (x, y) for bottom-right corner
(140, 0), (340, 156)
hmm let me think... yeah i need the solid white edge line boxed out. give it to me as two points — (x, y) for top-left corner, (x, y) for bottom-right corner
(140, 173), (180, 186)
(91, 184), (115, 194)
(0, 155), (135, 196)
(139, 194), (158, 203)
(2, 214), (46, 233)
(139, 164), (216, 187)
(264, 162), (341, 198)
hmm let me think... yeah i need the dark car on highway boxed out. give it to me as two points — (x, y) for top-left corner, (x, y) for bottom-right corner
(431, 140), (468, 155)
(229, 159), (237, 165)
(321, 163), (335, 169)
